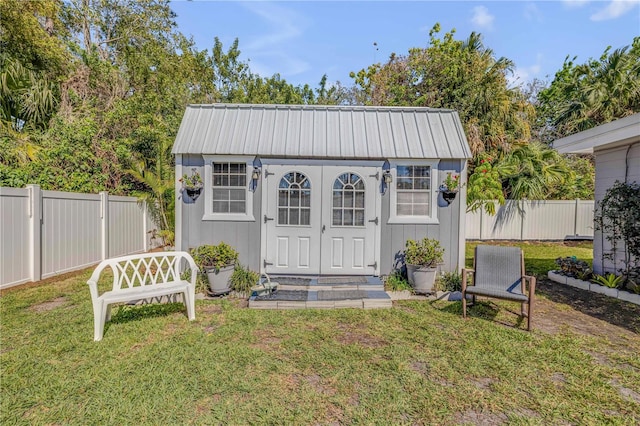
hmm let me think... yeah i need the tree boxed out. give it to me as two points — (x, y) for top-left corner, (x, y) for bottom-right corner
(351, 24), (534, 155)
(537, 38), (640, 142)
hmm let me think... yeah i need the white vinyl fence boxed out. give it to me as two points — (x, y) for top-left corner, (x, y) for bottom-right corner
(466, 199), (595, 241)
(0, 185), (159, 289)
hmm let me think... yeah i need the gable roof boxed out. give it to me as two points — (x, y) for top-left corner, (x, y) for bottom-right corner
(172, 104), (472, 160)
(553, 113), (640, 154)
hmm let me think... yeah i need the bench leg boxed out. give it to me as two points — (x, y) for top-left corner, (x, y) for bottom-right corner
(184, 289), (196, 321)
(94, 301), (109, 341)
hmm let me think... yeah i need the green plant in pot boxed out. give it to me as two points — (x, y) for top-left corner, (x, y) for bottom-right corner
(191, 242), (238, 296)
(404, 237), (444, 294)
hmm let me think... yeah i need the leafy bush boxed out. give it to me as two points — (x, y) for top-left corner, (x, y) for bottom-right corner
(404, 238), (444, 267)
(384, 271), (412, 292)
(190, 242), (238, 272)
(437, 271), (462, 292)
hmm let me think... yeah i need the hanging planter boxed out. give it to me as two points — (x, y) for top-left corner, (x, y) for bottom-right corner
(441, 189), (458, 204)
(180, 168), (203, 201)
(185, 187), (202, 199)
(440, 172), (461, 205)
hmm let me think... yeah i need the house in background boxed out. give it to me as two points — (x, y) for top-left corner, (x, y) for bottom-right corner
(172, 104), (472, 277)
(554, 113), (640, 275)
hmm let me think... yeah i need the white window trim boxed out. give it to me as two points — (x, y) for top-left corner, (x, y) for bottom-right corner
(388, 159), (439, 225)
(202, 155), (255, 222)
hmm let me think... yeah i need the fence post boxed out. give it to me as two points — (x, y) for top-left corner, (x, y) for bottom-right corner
(100, 191), (109, 260)
(574, 198), (579, 237)
(142, 200), (148, 252)
(26, 184), (42, 282)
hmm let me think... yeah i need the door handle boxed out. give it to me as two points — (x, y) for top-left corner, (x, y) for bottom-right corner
(322, 225), (326, 233)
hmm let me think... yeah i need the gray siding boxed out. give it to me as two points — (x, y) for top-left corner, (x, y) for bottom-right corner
(593, 143), (640, 274)
(380, 159), (463, 275)
(180, 156), (262, 271)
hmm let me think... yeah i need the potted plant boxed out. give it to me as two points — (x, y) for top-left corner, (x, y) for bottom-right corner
(404, 237), (444, 294)
(440, 172), (460, 204)
(180, 168), (203, 199)
(191, 242), (238, 296)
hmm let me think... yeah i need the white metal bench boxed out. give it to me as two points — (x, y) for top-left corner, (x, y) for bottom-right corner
(87, 251), (198, 341)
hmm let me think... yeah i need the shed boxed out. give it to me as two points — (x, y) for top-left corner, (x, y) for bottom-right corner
(172, 104), (472, 277)
(554, 113), (640, 274)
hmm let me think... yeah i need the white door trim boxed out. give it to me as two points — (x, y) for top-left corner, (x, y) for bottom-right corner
(260, 161), (382, 276)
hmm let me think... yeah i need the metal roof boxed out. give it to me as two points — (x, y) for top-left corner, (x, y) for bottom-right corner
(172, 104), (472, 160)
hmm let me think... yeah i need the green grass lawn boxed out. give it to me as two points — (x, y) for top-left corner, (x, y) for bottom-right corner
(2, 241), (639, 425)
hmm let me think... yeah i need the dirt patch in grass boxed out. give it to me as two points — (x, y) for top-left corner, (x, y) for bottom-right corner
(335, 323), (387, 348)
(535, 278), (640, 339)
(199, 304), (223, 315)
(453, 410), (507, 425)
(251, 329), (282, 351)
(29, 297), (69, 312)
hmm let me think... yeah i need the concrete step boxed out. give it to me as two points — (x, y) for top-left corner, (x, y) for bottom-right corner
(248, 275), (392, 310)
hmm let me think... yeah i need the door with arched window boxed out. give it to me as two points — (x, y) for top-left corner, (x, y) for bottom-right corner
(261, 163), (380, 275)
(262, 165), (322, 275)
(320, 167), (378, 275)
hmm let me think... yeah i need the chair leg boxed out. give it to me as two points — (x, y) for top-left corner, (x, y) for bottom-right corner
(462, 292), (467, 318)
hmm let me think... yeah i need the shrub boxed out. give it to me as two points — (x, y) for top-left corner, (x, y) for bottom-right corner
(404, 238), (444, 267)
(437, 271), (462, 292)
(230, 263), (259, 295)
(384, 271), (412, 292)
(591, 273), (623, 289)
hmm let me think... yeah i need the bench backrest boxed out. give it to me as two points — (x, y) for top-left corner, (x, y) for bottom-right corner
(88, 251), (196, 292)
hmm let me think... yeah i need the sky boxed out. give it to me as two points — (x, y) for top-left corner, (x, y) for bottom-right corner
(170, 0), (640, 89)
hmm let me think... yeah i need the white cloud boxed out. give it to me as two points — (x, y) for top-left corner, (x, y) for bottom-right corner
(508, 54), (544, 87)
(562, 0), (591, 8)
(470, 6), (495, 30)
(523, 2), (543, 22)
(239, 2), (311, 79)
(591, 0), (640, 21)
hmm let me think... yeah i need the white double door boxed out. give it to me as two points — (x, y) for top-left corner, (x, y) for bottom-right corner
(262, 163), (381, 275)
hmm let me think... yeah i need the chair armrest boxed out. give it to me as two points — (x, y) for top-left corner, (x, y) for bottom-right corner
(522, 275), (536, 299)
(461, 268), (475, 291)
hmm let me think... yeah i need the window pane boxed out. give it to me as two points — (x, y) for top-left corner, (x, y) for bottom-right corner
(229, 175), (240, 186)
(414, 166), (430, 177)
(414, 178), (430, 190)
(333, 209), (342, 226)
(397, 192), (413, 204)
(213, 201), (228, 213)
(344, 191), (354, 207)
(213, 163), (224, 173)
(229, 201), (245, 213)
(355, 210), (365, 226)
(278, 190), (288, 207)
(354, 180), (364, 190)
(301, 191), (310, 207)
(397, 166), (410, 177)
(355, 192), (364, 208)
(344, 210), (353, 226)
(278, 208), (288, 225)
(290, 190), (300, 207)
(289, 209), (299, 225)
(213, 175), (224, 186)
(212, 189), (228, 201)
(229, 163), (241, 173)
(413, 204), (429, 216)
(412, 192), (429, 204)
(397, 178), (412, 190)
(229, 189), (245, 201)
(300, 209), (310, 225)
(397, 204), (413, 216)
(333, 191), (342, 207)
(237, 175), (246, 187)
